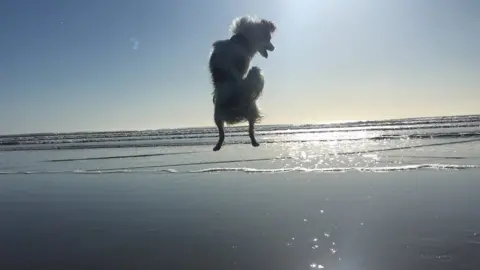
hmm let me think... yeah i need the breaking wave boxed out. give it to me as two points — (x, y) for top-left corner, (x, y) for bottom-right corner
(0, 164), (478, 175)
(192, 164), (480, 173)
(1, 115), (479, 151)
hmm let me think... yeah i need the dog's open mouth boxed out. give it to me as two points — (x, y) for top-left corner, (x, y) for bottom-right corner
(259, 42), (275, 58)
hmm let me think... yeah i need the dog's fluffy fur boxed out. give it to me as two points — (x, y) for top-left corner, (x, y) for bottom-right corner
(208, 15), (276, 151)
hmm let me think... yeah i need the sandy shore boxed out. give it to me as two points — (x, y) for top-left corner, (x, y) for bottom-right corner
(1, 170), (479, 270)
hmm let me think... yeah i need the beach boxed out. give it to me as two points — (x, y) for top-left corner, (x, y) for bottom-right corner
(1, 115), (480, 269)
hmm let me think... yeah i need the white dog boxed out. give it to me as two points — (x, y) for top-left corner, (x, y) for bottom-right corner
(208, 15), (276, 151)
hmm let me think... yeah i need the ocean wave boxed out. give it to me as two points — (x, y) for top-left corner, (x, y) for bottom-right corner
(0, 169), (178, 175)
(0, 115), (478, 140)
(71, 169), (179, 174)
(0, 164), (478, 175)
(2, 133), (480, 152)
(1, 123), (479, 146)
(191, 164), (480, 173)
(47, 151), (200, 162)
(2, 114), (479, 139)
(40, 138), (480, 164)
(1, 115), (479, 151)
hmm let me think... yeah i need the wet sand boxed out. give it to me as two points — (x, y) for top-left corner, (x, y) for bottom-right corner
(1, 170), (479, 270)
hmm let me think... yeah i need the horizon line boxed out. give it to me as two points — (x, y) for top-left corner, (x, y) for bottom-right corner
(1, 113), (478, 137)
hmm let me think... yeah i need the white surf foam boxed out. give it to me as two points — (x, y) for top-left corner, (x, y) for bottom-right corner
(0, 164), (477, 175)
(191, 164), (479, 173)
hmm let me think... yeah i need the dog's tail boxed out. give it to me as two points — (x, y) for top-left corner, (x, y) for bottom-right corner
(212, 66), (265, 106)
(213, 66), (265, 124)
(243, 66), (264, 102)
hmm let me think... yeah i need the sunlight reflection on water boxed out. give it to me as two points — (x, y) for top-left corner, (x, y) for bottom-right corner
(268, 129), (461, 172)
(266, 130), (380, 142)
(280, 139), (392, 170)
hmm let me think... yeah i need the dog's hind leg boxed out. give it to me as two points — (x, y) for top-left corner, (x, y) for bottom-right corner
(248, 119), (259, 147)
(244, 66), (265, 102)
(213, 118), (225, 151)
(244, 67), (264, 148)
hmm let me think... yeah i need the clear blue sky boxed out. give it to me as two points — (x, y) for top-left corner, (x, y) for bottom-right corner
(1, 0), (478, 134)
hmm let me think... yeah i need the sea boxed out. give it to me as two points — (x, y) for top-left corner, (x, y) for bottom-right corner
(1, 115), (479, 270)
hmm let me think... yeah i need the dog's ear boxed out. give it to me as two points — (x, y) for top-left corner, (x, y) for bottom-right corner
(261, 19), (276, 33)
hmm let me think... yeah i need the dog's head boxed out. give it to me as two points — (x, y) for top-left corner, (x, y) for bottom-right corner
(230, 16), (276, 58)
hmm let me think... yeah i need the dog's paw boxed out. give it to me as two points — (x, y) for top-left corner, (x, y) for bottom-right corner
(213, 145), (222, 151)
(252, 141), (260, 147)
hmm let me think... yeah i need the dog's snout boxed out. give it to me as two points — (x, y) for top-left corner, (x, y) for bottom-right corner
(266, 42), (275, 51)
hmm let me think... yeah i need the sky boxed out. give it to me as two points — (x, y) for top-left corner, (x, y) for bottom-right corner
(0, 0), (479, 134)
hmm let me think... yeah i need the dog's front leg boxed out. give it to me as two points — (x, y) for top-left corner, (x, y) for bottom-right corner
(248, 120), (260, 147)
(213, 119), (225, 151)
